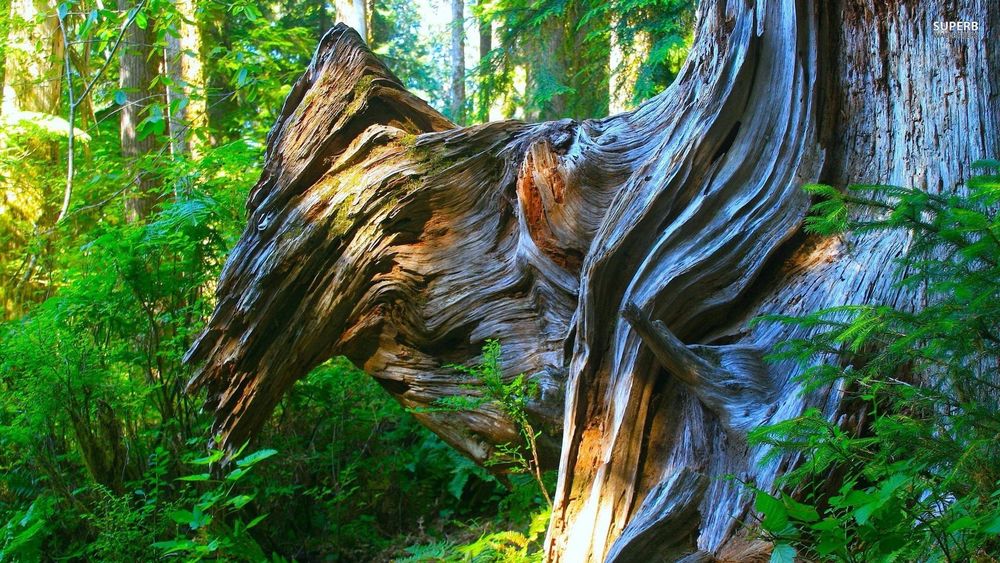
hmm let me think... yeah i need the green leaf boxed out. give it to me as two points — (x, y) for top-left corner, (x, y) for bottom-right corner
(189, 506), (212, 530)
(176, 473), (211, 482)
(152, 539), (198, 555)
(946, 516), (977, 534)
(770, 543), (796, 563)
(226, 494), (255, 509)
(755, 492), (789, 533)
(134, 10), (148, 30)
(971, 159), (1000, 170)
(785, 496), (820, 523)
(191, 450), (224, 465)
(167, 509), (194, 525)
(245, 513), (268, 529)
(236, 448), (278, 467)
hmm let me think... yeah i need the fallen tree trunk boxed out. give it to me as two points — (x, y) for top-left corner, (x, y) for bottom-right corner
(186, 1), (998, 560)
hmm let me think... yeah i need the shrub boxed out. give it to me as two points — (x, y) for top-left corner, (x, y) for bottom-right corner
(750, 161), (1000, 562)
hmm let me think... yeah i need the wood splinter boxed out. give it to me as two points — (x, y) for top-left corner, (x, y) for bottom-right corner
(621, 302), (777, 432)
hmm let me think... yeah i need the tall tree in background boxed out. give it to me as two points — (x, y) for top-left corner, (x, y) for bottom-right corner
(525, 15), (565, 121)
(1, 0), (62, 115)
(608, 16), (645, 113)
(481, 1), (612, 122)
(369, 0), (434, 93)
(0, 0), (64, 317)
(448, 0), (464, 123)
(118, 0), (164, 220)
(564, 2), (608, 119)
(335, 0), (366, 41)
(202, 11), (234, 145)
(474, 7), (491, 120)
(165, 0), (206, 157)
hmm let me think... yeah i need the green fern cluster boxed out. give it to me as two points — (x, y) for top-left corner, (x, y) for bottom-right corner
(398, 507), (550, 563)
(751, 161), (1000, 562)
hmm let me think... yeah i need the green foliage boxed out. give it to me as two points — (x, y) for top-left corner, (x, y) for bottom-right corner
(399, 507), (550, 563)
(0, 111), (77, 316)
(750, 163), (1000, 562)
(249, 358), (510, 559)
(399, 341), (555, 562)
(470, 0), (694, 122)
(430, 340), (553, 507)
(580, 0), (694, 103)
(0, 497), (52, 561)
(371, 0), (441, 102)
(152, 445), (274, 561)
(1, 2), (696, 560)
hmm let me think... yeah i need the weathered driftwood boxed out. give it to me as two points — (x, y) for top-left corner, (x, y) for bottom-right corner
(187, 1), (999, 560)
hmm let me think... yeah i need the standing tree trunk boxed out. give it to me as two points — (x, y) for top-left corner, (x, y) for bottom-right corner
(164, 0), (205, 158)
(449, 0), (465, 124)
(335, 0), (366, 43)
(474, 13), (492, 122)
(202, 8), (238, 145)
(478, 16), (490, 71)
(118, 0), (163, 221)
(2, 0), (62, 115)
(187, 2), (999, 561)
(564, 1), (607, 120)
(526, 14), (566, 121)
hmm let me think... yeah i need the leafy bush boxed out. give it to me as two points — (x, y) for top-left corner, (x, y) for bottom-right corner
(248, 358), (512, 559)
(750, 161), (1000, 562)
(153, 445), (275, 561)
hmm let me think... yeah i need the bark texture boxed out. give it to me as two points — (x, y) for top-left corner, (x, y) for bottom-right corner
(188, 1), (999, 561)
(118, 0), (163, 220)
(165, 0), (205, 157)
(449, 0), (465, 123)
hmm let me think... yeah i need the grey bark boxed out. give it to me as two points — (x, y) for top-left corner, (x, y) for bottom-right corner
(164, 0), (204, 157)
(165, 28), (185, 156)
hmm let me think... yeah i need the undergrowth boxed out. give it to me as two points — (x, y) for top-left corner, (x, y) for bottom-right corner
(750, 161), (1000, 562)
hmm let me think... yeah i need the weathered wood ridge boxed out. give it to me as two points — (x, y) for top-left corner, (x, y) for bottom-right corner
(187, 0), (999, 560)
